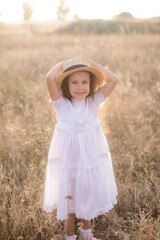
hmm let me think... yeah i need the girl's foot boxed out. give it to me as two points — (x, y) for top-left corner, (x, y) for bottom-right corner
(78, 227), (101, 240)
(64, 233), (77, 240)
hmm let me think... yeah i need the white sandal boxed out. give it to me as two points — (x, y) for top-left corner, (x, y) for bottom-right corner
(78, 226), (101, 240)
(64, 233), (77, 240)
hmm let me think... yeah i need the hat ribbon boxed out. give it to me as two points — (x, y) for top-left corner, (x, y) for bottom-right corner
(63, 64), (88, 73)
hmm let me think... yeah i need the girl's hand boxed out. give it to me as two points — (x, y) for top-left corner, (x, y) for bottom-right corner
(55, 61), (64, 73)
(82, 57), (119, 99)
(46, 61), (65, 101)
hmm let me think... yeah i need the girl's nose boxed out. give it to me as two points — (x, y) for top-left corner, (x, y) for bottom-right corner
(78, 84), (83, 89)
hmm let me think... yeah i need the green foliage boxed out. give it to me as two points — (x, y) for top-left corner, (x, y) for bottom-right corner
(54, 19), (160, 34)
(22, 1), (34, 21)
(114, 12), (135, 20)
(56, 0), (70, 21)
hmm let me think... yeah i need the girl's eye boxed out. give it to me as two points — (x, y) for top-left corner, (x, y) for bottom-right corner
(71, 81), (88, 84)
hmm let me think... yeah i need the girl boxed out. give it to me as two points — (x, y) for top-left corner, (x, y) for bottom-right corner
(43, 57), (118, 240)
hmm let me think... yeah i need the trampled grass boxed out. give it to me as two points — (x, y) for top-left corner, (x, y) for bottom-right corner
(0, 22), (159, 240)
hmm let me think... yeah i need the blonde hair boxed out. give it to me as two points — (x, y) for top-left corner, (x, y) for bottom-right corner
(61, 71), (97, 101)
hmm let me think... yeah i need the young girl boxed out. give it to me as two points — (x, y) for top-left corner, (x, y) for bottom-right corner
(43, 57), (118, 240)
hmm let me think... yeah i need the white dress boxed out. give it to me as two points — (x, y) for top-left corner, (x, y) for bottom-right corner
(43, 88), (117, 221)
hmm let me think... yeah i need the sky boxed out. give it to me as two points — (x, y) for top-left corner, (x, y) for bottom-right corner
(0, 0), (159, 22)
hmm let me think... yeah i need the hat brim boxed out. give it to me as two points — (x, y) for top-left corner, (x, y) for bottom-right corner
(56, 66), (104, 90)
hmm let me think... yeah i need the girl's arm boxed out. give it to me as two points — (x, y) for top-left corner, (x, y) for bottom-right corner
(45, 61), (63, 101)
(83, 57), (118, 98)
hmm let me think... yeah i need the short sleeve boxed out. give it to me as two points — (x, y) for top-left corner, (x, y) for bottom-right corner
(93, 88), (108, 107)
(48, 94), (67, 112)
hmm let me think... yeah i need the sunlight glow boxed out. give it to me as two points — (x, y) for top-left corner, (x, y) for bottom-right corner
(0, 0), (159, 22)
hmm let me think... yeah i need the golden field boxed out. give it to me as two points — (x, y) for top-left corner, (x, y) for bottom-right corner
(0, 22), (160, 240)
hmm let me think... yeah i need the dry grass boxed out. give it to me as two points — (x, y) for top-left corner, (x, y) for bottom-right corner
(0, 22), (159, 240)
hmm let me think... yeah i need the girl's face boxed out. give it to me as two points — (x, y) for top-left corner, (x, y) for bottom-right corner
(68, 71), (90, 100)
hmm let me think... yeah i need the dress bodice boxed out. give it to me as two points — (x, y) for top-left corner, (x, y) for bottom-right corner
(49, 88), (108, 131)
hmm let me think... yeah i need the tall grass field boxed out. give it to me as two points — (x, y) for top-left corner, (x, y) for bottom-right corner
(0, 21), (159, 240)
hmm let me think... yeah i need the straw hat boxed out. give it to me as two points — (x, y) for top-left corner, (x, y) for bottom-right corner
(56, 58), (104, 90)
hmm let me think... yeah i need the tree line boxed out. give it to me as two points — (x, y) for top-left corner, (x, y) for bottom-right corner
(23, 0), (70, 21)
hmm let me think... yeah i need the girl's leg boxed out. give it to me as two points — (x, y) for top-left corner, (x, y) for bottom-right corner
(63, 213), (75, 236)
(79, 218), (91, 230)
(78, 219), (101, 240)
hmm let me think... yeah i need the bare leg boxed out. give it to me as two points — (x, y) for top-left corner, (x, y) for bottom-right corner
(63, 213), (75, 236)
(79, 218), (91, 230)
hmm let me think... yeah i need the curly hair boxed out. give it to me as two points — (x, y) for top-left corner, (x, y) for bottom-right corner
(61, 71), (97, 101)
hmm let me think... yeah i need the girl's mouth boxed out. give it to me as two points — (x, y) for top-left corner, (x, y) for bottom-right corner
(76, 92), (84, 95)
